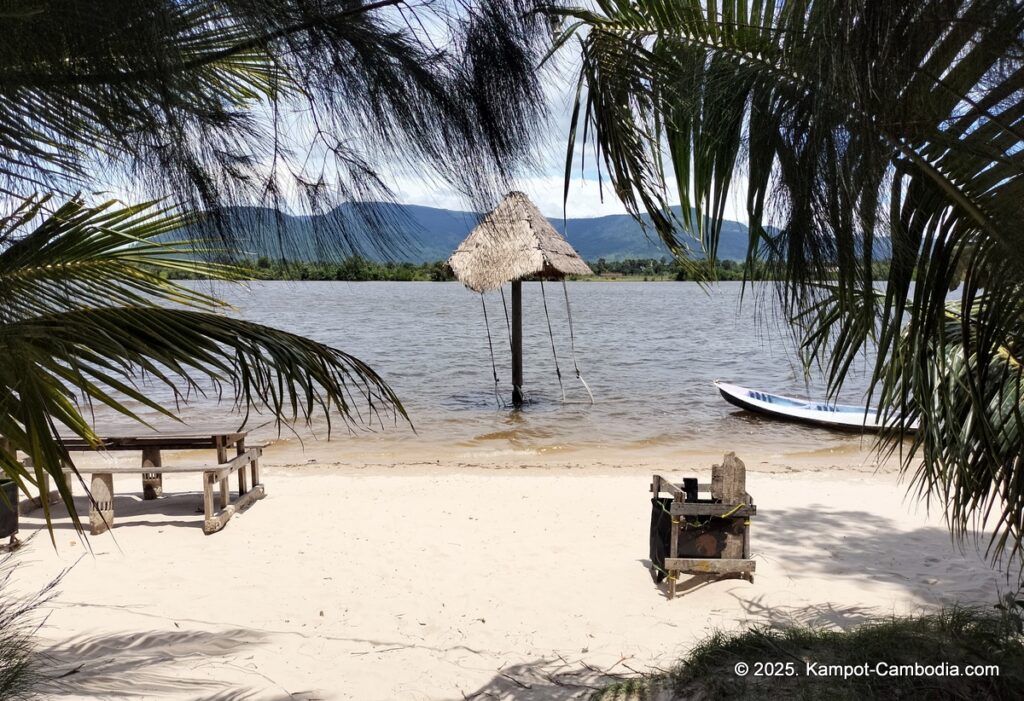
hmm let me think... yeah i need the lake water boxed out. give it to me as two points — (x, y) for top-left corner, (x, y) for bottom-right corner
(98, 281), (886, 466)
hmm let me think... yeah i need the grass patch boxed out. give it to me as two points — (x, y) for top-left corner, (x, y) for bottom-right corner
(0, 545), (60, 701)
(598, 607), (1024, 700)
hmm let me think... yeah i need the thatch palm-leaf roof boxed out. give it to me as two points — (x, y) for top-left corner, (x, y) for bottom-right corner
(448, 191), (593, 292)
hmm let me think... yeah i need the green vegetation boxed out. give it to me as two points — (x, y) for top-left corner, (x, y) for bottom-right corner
(597, 606), (1024, 700)
(208, 256), (458, 282)
(0, 1), (550, 530)
(0, 549), (57, 700)
(587, 257), (770, 281)
(549, 0), (1024, 564)
(175, 256), (805, 282)
(0, 198), (408, 532)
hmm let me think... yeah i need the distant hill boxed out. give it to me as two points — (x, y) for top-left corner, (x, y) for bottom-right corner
(193, 202), (753, 263)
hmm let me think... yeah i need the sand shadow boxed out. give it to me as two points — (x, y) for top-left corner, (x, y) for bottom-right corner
(735, 594), (878, 630)
(37, 628), (298, 699)
(637, 558), (747, 600)
(754, 505), (1008, 588)
(19, 491), (233, 532)
(459, 658), (640, 701)
(639, 504), (1010, 606)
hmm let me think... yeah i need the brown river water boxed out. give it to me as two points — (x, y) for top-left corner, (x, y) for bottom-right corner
(86, 280), (888, 468)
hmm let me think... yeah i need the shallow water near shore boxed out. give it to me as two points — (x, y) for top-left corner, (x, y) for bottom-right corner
(96, 280), (887, 466)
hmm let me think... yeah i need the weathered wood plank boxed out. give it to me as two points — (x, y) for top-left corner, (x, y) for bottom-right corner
(89, 473), (114, 535)
(203, 474), (214, 521)
(64, 448), (261, 477)
(651, 480), (712, 494)
(669, 503), (756, 517)
(63, 464), (231, 475)
(235, 438), (247, 495)
(665, 558), (756, 574)
(711, 452), (746, 502)
(141, 446), (162, 500)
(38, 443), (266, 536)
(203, 484), (265, 535)
(743, 494), (754, 559)
(59, 432), (248, 452)
(668, 493), (682, 600)
(249, 451), (260, 489)
(207, 449), (261, 482)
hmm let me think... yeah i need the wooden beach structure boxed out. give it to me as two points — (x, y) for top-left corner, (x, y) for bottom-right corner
(447, 191), (592, 407)
(18, 431), (265, 535)
(650, 452), (756, 599)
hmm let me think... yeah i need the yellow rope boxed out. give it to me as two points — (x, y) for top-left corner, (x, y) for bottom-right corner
(719, 502), (747, 519)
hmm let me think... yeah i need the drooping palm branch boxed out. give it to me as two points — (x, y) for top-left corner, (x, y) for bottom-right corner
(548, 1), (1024, 562)
(0, 1), (556, 256)
(0, 196), (405, 531)
(0, 1), (560, 533)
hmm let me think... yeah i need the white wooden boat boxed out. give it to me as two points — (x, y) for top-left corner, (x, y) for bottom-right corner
(714, 381), (917, 432)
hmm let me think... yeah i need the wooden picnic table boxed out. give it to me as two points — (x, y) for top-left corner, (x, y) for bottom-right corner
(47, 431), (264, 535)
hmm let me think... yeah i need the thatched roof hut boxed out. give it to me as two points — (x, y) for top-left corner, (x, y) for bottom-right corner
(448, 191), (593, 292)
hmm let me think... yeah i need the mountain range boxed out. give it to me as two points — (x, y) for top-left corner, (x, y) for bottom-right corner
(199, 202), (753, 263)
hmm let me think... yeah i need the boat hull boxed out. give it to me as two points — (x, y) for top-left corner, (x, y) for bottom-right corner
(714, 381), (916, 433)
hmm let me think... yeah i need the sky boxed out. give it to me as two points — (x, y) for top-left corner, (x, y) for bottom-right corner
(386, 65), (749, 223)
(93, 3), (749, 225)
(367, 2), (751, 222)
(384, 64), (641, 219)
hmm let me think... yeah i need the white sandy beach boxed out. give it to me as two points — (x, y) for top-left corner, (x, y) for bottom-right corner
(8, 446), (1014, 700)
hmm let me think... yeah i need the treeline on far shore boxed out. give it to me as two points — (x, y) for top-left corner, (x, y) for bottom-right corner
(170, 256), (891, 282)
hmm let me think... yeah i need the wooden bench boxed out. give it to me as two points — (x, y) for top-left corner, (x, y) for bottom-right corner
(61, 446), (265, 535)
(27, 432), (266, 535)
(650, 452), (756, 599)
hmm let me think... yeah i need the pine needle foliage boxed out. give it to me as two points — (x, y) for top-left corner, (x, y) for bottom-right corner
(0, 1), (556, 256)
(0, 1), (560, 530)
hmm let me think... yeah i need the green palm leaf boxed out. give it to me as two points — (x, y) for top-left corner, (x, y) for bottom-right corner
(550, 0), (1024, 563)
(0, 197), (404, 534)
(0, 1), (554, 253)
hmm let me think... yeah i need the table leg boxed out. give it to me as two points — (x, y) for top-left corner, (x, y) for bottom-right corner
(203, 473), (214, 521)
(235, 439), (247, 496)
(89, 472), (114, 535)
(59, 460), (72, 490)
(250, 454), (260, 488)
(215, 441), (230, 509)
(141, 447), (162, 500)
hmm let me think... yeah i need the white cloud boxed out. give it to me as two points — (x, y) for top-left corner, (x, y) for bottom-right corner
(389, 172), (648, 219)
(390, 60), (752, 223)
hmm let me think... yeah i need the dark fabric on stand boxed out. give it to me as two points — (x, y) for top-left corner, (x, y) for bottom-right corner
(649, 497), (673, 582)
(0, 480), (18, 539)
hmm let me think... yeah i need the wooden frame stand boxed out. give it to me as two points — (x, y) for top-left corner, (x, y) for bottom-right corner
(650, 452), (756, 599)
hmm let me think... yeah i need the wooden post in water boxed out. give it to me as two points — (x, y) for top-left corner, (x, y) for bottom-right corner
(511, 279), (524, 407)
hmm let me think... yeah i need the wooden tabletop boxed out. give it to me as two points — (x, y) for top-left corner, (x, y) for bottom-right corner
(59, 432), (248, 451)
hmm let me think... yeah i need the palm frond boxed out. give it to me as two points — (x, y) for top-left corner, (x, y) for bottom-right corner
(0, 1), (558, 258)
(550, 0), (1024, 562)
(0, 198), (405, 533)
(0, 195), (240, 318)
